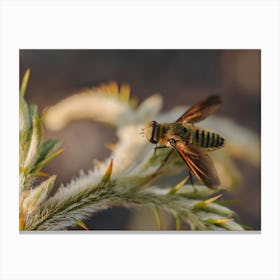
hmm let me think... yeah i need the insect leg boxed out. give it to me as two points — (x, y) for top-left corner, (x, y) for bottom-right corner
(154, 145), (168, 156)
(152, 149), (174, 177)
(188, 171), (197, 192)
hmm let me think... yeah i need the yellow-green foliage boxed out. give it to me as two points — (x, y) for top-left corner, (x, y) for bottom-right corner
(19, 70), (260, 231)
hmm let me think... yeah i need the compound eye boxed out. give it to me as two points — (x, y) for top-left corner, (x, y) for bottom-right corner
(144, 121), (159, 144)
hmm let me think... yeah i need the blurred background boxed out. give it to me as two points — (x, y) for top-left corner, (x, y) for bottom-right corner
(20, 50), (261, 230)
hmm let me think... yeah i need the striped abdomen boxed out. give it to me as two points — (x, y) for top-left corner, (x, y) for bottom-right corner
(191, 127), (224, 150)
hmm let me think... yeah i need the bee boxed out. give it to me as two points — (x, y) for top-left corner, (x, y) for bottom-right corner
(142, 95), (224, 189)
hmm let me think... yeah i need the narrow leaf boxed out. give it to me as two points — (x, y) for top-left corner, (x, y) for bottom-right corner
(206, 218), (234, 225)
(23, 176), (56, 214)
(176, 215), (182, 230)
(168, 176), (189, 195)
(216, 220), (245, 231)
(43, 148), (64, 165)
(19, 212), (25, 230)
(76, 220), (89, 230)
(154, 206), (162, 230)
(36, 139), (61, 164)
(41, 106), (51, 121)
(36, 171), (49, 177)
(19, 96), (30, 141)
(31, 148), (63, 175)
(217, 199), (240, 206)
(20, 68), (30, 97)
(200, 203), (236, 217)
(23, 107), (42, 172)
(101, 160), (113, 183)
(193, 194), (223, 209)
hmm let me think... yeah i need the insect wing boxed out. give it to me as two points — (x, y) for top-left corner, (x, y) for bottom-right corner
(169, 140), (220, 189)
(176, 95), (221, 124)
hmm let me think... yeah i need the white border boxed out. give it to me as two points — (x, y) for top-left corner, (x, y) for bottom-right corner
(1, 1), (279, 279)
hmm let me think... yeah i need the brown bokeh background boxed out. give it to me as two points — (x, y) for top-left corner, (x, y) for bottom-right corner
(20, 50), (261, 230)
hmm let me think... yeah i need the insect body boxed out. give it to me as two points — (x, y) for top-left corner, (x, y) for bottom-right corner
(143, 95), (224, 189)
